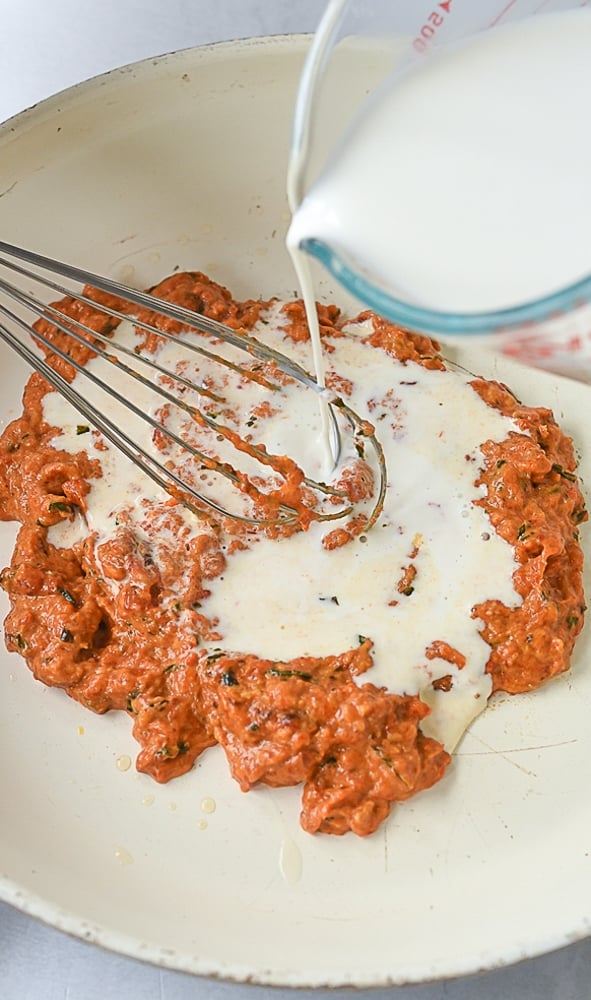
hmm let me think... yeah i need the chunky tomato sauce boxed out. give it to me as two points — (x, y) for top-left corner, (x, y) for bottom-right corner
(0, 272), (586, 836)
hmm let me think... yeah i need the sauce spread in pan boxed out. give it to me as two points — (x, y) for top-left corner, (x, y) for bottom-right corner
(0, 272), (586, 835)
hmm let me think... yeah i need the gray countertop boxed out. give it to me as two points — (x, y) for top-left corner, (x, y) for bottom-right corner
(0, 2), (589, 998)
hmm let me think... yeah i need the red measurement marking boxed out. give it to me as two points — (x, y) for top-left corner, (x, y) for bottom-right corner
(412, 0), (454, 52)
(505, 339), (558, 361)
(504, 326), (591, 363)
(488, 0), (521, 28)
(567, 334), (583, 352)
(414, 0), (585, 56)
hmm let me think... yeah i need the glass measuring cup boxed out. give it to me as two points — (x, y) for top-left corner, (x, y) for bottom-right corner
(288, 0), (591, 381)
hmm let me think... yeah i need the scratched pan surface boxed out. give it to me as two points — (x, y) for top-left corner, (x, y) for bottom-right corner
(0, 37), (590, 988)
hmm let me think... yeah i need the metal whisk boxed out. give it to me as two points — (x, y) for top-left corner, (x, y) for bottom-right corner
(0, 241), (386, 530)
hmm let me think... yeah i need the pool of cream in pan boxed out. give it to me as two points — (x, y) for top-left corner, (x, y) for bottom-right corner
(43, 300), (521, 751)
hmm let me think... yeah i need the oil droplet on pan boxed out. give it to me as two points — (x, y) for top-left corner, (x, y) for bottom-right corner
(114, 846), (134, 866)
(200, 796), (216, 815)
(116, 754), (132, 772)
(279, 836), (303, 885)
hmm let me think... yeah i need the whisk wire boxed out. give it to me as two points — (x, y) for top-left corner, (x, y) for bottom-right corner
(0, 275), (352, 520)
(0, 242), (325, 390)
(0, 306), (207, 518)
(0, 241), (387, 531)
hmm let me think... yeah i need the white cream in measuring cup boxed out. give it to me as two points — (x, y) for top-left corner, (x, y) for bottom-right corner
(287, 9), (591, 380)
